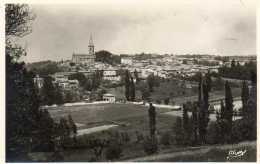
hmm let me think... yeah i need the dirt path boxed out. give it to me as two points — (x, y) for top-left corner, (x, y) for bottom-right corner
(76, 124), (118, 136)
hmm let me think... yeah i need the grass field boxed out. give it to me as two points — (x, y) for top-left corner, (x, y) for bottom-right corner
(48, 103), (173, 129)
(126, 141), (256, 162)
(47, 103), (179, 161)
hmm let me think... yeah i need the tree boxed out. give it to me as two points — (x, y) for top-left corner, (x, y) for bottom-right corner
(173, 117), (184, 145)
(55, 85), (64, 105)
(134, 69), (140, 83)
(41, 76), (56, 105)
(191, 103), (198, 145)
(231, 59), (236, 68)
(88, 138), (109, 161)
(129, 76), (135, 101)
(143, 136), (158, 155)
(34, 109), (56, 152)
(198, 74), (210, 144)
(148, 103), (156, 139)
(105, 137), (123, 161)
(205, 71), (212, 92)
(68, 72), (86, 87)
(5, 4), (56, 161)
(224, 81), (233, 143)
(68, 114), (77, 143)
(147, 103), (158, 152)
(160, 131), (172, 146)
(58, 118), (71, 146)
(5, 4), (35, 38)
(147, 73), (155, 92)
(164, 97), (169, 105)
(124, 70), (130, 101)
(182, 104), (192, 145)
(241, 81), (249, 117)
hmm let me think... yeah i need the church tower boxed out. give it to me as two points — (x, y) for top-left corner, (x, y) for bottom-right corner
(88, 34), (95, 56)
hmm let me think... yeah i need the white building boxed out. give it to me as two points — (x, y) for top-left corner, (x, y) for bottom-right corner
(103, 69), (121, 81)
(57, 79), (79, 90)
(121, 56), (133, 65)
(103, 93), (116, 103)
(33, 75), (44, 89)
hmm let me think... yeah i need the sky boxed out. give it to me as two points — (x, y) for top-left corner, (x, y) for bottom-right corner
(17, 0), (256, 62)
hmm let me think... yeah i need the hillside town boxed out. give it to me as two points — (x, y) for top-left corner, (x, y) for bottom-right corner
(32, 35), (256, 112)
(6, 3), (257, 163)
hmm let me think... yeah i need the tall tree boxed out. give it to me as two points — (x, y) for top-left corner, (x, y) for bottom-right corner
(68, 114), (77, 143)
(134, 69), (140, 84)
(191, 104), (198, 145)
(241, 81), (249, 117)
(5, 4), (56, 161)
(55, 84), (64, 105)
(147, 73), (155, 92)
(231, 59), (236, 68)
(148, 103), (157, 152)
(198, 75), (210, 144)
(129, 76), (135, 101)
(224, 81), (233, 143)
(148, 103), (156, 139)
(42, 76), (56, 105)
(124, 70), (130, 101)
(173, 117), (184, 145)
(182, 104), (192, 145)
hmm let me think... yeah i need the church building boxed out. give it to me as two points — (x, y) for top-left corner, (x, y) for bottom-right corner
(72, 35), (96, 65)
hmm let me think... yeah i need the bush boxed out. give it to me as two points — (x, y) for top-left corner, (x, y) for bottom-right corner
(143, 136), (158, 155)
(164, 98), (169, 105)
(135, 131), (144, 143)
(156, 99), (161, 104)
(105, 143), (122, 161)
(160, 131), (172, 146)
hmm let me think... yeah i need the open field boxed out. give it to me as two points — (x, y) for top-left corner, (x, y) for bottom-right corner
(47, 103), (172, 129)
(46, 103), (179, 161)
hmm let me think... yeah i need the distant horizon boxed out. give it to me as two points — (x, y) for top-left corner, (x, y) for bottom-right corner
(14, 0), (256, 63)
(24, 53), (257, 64)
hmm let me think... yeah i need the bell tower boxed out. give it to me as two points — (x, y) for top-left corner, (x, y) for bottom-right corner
(88, 34), (95, 56)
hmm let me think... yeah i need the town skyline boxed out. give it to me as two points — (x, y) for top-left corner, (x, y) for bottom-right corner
(17, 0), (256, 62)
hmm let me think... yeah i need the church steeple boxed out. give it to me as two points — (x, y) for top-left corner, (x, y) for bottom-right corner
(88, 34), (94, 55)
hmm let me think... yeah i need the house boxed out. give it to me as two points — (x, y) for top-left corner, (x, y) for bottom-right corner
(103, 69), (121, 81)
(103, 93), (116, 103)
(33, 75), (44, 89)
(121, 56), (133, 65)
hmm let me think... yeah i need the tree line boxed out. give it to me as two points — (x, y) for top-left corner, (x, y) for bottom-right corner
(6, 4), (78, 161)
(174, 72), (256, 146)
(218, 59), (256, 80)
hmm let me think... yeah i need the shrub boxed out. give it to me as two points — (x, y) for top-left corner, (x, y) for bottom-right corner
(156, 99), (161, 104)
(160, 131), (172, 146)
(105, 142), (122, 161)
(143, 136), (158, 155)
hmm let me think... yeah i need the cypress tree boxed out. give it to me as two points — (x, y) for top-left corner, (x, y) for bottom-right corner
(124, 70), (130, 101)
(148, 103), (156, 140)
(183, 104), (191, 145)
(198, 75), (210, 144)
(148, 103), (157, 152)
(42, 76), (56, 105)
(134, 69), (140, 84)
(129, 76), (135, 101)
(191, 103), (198, 145)
(241, 81), (249, 117)
(224, 81), (233, 143)
(173, 117), (184, 145)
